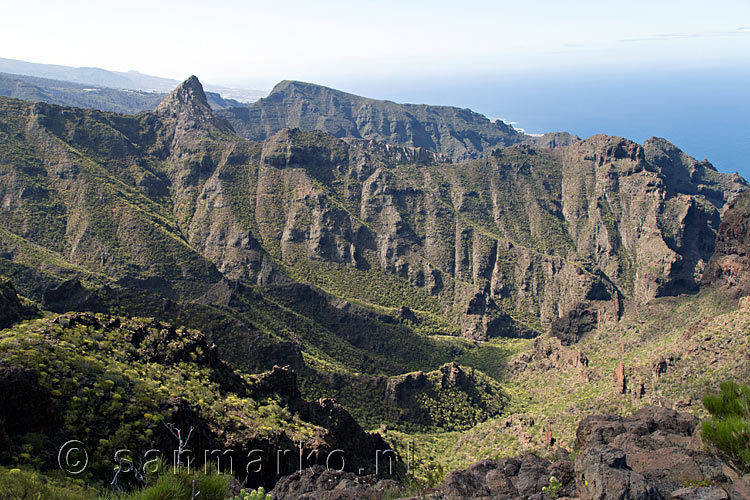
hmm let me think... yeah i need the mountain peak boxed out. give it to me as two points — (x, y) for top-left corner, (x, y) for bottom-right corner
(155, 76), (233, 135)
(223, 80), (520, 159)
(269, 80), (317, 94)
(157, 75), (209, 111)
(267, 80), (352, 100)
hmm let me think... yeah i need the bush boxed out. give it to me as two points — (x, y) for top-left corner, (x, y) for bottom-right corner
(542, 475), (562, 498)
(112, 467), (231, 500)
(702, 381), (750, 472)
(0, 467), (99, 500)
(229, 487), (273, 500)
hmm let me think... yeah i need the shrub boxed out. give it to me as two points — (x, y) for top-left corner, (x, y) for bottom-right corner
(111, 467), (231, 500)
(0, 467), (99, 500)
(542, 475), (562, 498)
(229, 487), (272, 500)
(702, 381), (750, 472)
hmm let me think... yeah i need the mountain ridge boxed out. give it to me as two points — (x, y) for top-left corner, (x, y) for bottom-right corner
(1, 76), (746, 342)
(218, 79), (523, 161)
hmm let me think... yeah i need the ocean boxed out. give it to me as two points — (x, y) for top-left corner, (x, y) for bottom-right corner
(346, 66), (750, 179)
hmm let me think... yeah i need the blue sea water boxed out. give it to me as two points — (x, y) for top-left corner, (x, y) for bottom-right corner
(345, 67), (750, 179)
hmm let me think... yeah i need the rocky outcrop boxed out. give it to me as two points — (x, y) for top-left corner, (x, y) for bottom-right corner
(271, 466), (402, 500)
(383, 363), (504, 430)
(510, 336), (589, 374)
(701, 192), (750, 295)
(154, 75), (234, 139)
(560, 135), (746, 304)
(41, 279), (103, 313)
(0, 279), (26, 328)
(298, 397), (395, 477)
(574, 407), (728, 499)
(549, 302), (602, 345)
(434, 454), (576, 500)
(575, 446), (661, 500)
(401, 406), (737, 500)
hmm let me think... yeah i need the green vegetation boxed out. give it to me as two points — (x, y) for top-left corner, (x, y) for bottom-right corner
(107, 466), (230, 500)
(382, 288), (747, 473)
(0, 465), (236, 500)
(228, 487), (273, 500)
(542, 475), (563, 498)
(0, 78), (748, 497)
(455, 337), (531, 380)
(702, 381), (750, 472)
(0, 314), (315, 482)
(0, 467), (99, 500)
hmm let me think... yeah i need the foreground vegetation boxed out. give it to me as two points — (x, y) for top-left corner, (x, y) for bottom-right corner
(703, 381), (750, 473)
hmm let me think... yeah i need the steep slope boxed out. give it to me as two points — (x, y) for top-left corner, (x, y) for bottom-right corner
(1, 77), (746, 342)
(702, 191), (750, 295)
(0, 77), (747, 443)
(218, 80), (522, 161)
(389, 286), (750, 477)
(401, 213), (750, 473)
(0, 279), (37, 328)
(0, 310), (395, 488)
(230, 129), (744, 337)
(0, 80), (498, 428)
(559, 135), (745, 301)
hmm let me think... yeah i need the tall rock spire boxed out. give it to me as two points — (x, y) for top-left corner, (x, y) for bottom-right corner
(157, 75), (210, 111)
(155, 75), (233, 136)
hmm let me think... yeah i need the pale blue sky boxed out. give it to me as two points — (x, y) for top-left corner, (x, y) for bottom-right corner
(1, 0), (748, 89)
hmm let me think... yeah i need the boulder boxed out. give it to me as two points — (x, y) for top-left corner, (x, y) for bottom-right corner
(575, 445), (662, 500)
(574, 407), (728, 498)
(669, 486), (729, 499)
(434, 454), (575, 500)
(271, 465), (382, 500)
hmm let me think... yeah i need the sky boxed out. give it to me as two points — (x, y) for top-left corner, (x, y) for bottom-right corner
(2, 0), (748, 88)
(1, 0), (749, 174)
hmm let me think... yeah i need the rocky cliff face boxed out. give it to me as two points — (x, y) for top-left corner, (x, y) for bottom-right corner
(702, 192), (750, 295)
(559, 135), (745, 302)
(216, 128), (742, 338)
(218, 80), (522, 161)
(0, 77), (746, 344)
